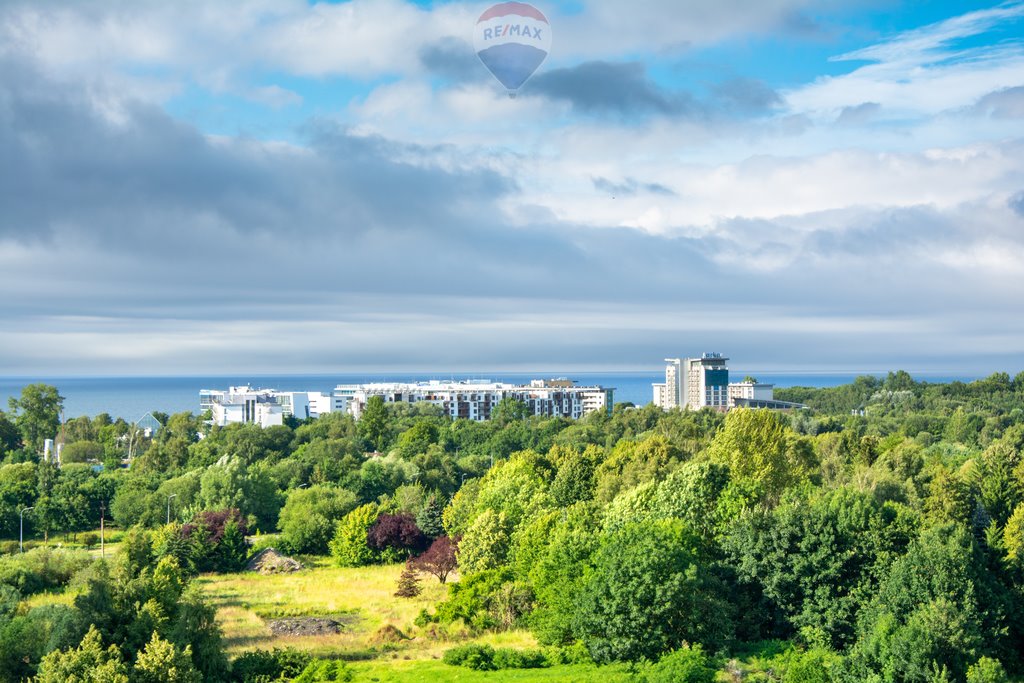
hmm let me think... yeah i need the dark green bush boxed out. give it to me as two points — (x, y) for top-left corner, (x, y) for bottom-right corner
(492, 647), (548, 669)
(642, 645), (716, 683)
(442, 643), (496, 670)
(443, 644), (549, 671)
(231, 647), (312, 682)
(293, 660), (353, 682)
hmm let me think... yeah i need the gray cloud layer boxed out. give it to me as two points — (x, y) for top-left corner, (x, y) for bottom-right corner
(1, 54), (1023, 375)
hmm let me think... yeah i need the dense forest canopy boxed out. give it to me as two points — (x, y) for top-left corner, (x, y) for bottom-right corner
(0, 371), (1023, 681)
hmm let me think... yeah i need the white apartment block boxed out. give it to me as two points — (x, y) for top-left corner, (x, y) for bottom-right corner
(335, 379), (613, 422)
(201, 386), (337, 427)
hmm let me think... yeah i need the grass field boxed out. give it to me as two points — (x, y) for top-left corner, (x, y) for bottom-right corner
(196, 558), (538, 661)
(346, 660), (636, 682)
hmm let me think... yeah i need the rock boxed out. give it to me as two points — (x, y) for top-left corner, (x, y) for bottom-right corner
(246, 548), (303, 574)
(267, 617), (345, 637)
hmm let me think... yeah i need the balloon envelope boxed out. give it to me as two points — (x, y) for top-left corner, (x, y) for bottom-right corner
(473, 2), (551, 93)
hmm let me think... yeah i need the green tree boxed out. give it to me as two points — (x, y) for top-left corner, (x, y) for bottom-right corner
(846, 524), (1015, 682)
(491, 397), (530, 425)
(650, 460), (731, 542)
(1003, 502), (1024, 566)
(416, 493), (445, 538)
(62, 441), (104, 463)
(395, 420), (439, 459)
(198, 457), (281, 530)
(458, 508), (511, 575)
(595, 435), (680, 503)
(924, 466), (974, 526)
(330, 504), (379, 567)
(707, 408), (814, 506)
(725, 487), (919, 649)
(576, 520), (732, 663)
(474, 450), (553, 527)
(945, 407), (982, 446)
(278, 486), (359, 555)
(966, 657), (1010, 683)
(8, 384), (64, 453)
(34, 626), (129, 683)
(975, 442), (1023, 526)
(358, 396), (391, 452)
(519, 503), (601, 646)
(550, 446), (598, 506)
(0, 410), (22, 455)
(132, 632), (201, 683)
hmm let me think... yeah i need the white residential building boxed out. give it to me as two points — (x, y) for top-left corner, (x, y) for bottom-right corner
(335, 379), (613, 422)
(201, 386), (337, 427)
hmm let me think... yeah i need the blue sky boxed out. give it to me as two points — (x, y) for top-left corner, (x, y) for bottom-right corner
(0, 1), (1022, 375)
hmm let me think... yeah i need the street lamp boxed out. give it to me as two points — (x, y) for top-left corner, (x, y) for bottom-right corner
(100, 501), (107, 558)
(166, 494), (177, 525)
(20, 506), (34, 553)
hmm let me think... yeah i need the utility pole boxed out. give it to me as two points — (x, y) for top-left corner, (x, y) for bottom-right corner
(166, 493), (177, 525)
(99, 501), (106, 558)
(20, 506), (34, 553)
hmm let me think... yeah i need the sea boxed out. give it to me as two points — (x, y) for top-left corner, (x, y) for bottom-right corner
(0, 371), (983, 421)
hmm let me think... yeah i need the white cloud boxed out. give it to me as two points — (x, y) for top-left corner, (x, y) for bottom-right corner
(786, 2), (1024, 118)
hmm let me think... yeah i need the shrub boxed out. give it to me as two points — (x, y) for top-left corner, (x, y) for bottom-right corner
(443, 644), (496, 671)
(431, 568), (513, 629)
(443, 644), (549, 671)
(293, 660), (353, 682)
(492, 647), (548, 670)
(543, 642), (593, 666)
(643, 645), (716, 683)
(231, 648), (312, 682)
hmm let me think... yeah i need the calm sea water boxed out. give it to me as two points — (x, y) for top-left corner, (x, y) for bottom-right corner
(0, 371), (981, 420)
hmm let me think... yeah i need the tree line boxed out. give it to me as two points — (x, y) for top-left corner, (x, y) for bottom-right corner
(0, 372), (1023, 681)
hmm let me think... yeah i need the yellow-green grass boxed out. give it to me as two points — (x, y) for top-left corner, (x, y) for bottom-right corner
(196, 559), (533, 660)
(22, 589), (78, 610)
(347, 660), (635, 682)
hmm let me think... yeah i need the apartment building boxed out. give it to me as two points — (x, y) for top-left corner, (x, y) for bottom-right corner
(201, 386), (336, 427)
(336, 379), (613, 422)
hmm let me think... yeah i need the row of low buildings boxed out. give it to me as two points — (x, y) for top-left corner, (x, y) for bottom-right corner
(652, 353), (806, 412)
(201, 379), (614, 428)
(201, 353), (801, 427)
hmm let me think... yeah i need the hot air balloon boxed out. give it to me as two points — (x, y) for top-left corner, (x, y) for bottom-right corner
(473, 2), (552, 96)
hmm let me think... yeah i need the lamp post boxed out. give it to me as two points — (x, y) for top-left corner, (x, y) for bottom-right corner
(99, 501), (106, 558)
(20, 506), (34, 553)
(166, 494), (177, 525)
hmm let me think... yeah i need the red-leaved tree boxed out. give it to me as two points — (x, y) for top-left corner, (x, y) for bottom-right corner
(367, 513), (429, 557)
(412, 535), (459, 584)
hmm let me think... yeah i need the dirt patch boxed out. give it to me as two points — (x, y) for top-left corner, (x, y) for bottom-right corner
(246, 548), (303, 574)
(267, 616), (346, 637)
(369, 624), (408, 644)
